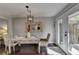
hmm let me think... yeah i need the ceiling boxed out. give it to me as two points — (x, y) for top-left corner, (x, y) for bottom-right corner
(0, 3), (68, 18)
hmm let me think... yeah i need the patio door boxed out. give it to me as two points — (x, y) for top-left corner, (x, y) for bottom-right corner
(58, 19), (63, 45)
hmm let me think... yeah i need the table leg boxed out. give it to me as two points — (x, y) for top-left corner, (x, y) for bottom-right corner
(38, 43), (40, 54)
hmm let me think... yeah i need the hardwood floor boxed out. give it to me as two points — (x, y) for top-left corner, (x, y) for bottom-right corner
(0, 44), (47, 55)
(0, 43), (67, 55)
(14, 44), (38, 55)
(12, 44), (47, 55)
(0, 45), (6, 55)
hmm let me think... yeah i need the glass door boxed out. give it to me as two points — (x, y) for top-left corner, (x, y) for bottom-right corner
(58, 19), (63, 45)
(68, 11), (79, 53)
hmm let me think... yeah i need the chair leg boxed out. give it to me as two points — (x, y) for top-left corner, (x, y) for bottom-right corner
(5, 46), (9, 55)
(8, 45), (11, 54)
(13, 46), (15, 54)
(5, 46), (7, 52)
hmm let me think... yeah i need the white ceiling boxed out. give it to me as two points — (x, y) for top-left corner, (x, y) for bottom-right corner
(0, 3), (68, 18)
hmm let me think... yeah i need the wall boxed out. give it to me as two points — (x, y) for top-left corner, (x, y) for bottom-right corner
(13, 17), (54, 43)
(0, 19), (7, 27)
(13, 18), (26, 37)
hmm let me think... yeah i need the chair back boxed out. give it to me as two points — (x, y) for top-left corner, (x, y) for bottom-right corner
(3, 35), (10, 46)
(47, 33), (50, 41)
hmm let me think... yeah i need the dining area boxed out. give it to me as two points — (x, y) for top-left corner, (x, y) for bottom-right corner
(1, 32), (50, 55)
(0, 4), (55, 55)
(0, 14), (51, 55)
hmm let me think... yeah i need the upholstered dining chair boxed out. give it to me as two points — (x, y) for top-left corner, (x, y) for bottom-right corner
(3, 35), (19, 54)
(39, 33), (50, 53)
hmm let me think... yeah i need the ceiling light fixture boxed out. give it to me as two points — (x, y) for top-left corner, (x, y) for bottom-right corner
(25, 5), (34, 23)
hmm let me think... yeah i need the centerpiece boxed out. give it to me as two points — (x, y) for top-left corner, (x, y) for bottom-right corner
(25, 5), (34, 38)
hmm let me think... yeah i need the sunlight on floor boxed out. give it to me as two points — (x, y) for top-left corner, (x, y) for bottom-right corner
(47, 47), (61, 55)
(69, 47), (79, 55)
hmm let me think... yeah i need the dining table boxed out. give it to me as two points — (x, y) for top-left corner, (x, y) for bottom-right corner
(13, 36), (40, 44)
(8, 36), (40, 54)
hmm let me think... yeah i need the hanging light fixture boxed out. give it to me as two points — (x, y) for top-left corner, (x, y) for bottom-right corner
(25, 6), (34, 23)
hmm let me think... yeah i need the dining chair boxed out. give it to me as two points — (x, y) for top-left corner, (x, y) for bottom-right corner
(3, 35), (19, 54)
(39, 33), (50, 53)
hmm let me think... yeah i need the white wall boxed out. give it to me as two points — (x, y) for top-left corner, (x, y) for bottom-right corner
(13, 17), (54, 43)
(13, 18), (26, 37)
(34, 17), (54, 43)
(0, 19), (7, 27)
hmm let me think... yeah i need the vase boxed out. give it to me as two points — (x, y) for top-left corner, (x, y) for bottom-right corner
(27, 32), (31, 38)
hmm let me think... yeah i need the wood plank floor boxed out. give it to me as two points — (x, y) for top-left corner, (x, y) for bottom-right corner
(0, 43), (67, 55)
(0, 44), (47, 55)
(14, 44), (39, 55)
(0, 45), (6, 55)
(13, 44), (47, 55)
